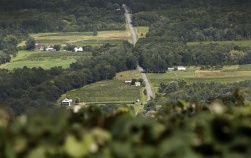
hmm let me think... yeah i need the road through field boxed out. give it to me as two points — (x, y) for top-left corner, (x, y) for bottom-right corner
(123, 5), (137, 45)
(123, 5), (153, 101)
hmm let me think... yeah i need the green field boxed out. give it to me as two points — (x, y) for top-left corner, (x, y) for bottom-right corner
(147, 65), (251, 94)
(61, 80), (142, 103)
(59, 69), (145, 106)
(187, 40), (251, 46)
(25, 30), (130, 47)
(135, 26), (149, 39)
(1, 50), (91, 70)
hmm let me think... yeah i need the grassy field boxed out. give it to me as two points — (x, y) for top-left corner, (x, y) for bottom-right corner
(61, 80), (142, 103)
(59, 69), (145, 106)
(187, 40), (251, 46)
(1, 50), (91, 70)
(135, 26), (149, 39)
(147, 65), (251, 94)
(24, 30), (130, 47)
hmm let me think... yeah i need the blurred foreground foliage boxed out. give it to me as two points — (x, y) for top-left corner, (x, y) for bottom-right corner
(1, 98), (251, 158)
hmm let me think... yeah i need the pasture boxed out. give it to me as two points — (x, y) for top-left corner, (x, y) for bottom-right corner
(27, 30), (130, 47)
(1, 50), (91, 70)
(61, 80), (142, 103)
(187, 40), (251, 47)
(147, 65), (251, 94)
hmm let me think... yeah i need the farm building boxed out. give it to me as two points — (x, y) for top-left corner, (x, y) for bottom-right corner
(125, 80), (132, 84)
(135, 81), (141, 87)
(35, 44), (45, 51)
(74, 47), (83, 52)
(168, 68), (175, 71)
(61, 98), (73, 106)
(177, 66), (186, 71)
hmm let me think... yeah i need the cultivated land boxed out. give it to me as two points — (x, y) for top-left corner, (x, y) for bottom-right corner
(60, 70), (145, 105)
(187, 40), (251, 46)
(1, 50), (92, 70)
(20, 30), (131, 47)
(147, 65), (251, 94)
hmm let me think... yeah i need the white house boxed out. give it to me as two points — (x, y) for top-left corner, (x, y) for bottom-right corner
(177, 66), (186, 71)
(74, 47), (83, 52)
(61, 98), (73, 106)
(135, 81), (141, 87)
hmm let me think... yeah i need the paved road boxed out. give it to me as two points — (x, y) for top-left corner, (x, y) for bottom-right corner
(137, 66), (153, 101)
(123, 5), (137, 45)
(123, 4), (153, 101)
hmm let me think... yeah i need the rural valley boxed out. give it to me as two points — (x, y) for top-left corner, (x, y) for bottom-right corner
(1, 0), (251, 157)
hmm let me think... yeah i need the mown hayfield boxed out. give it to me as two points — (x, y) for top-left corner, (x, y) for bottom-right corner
(28, 30), (130, 47)
(187, 40), (251, 47)
(147, 65), (251, 94)
(2, 50), (91, 70)
(62, 80), (142, 103)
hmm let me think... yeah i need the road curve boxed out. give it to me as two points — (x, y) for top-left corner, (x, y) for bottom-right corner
(123, 5), (153, 101)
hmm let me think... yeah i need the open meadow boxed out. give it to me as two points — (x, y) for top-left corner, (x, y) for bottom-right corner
(60, 80), (142, 103)
(59, 69), (145, 105)
(20, 30), (131, 47)
(147, 65), (251, 94)
(1, 50), (91, 70)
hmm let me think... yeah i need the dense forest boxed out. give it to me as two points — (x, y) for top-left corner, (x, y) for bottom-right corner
(126, 0), (251, 72)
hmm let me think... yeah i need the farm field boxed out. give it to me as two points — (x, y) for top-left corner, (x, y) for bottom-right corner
(147, 65), (251, 94)
(59, 69), (145, 105)
(187, 40), (251, 47)
(20, 30), (130, 47)
(61, 80), (142, 104)
(1, 50), (91, 70)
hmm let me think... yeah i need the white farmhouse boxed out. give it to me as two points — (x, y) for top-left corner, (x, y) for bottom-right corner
(177, 66), (186, 71)
(61, 98), (73, 106)
(74, 47), (83, 52)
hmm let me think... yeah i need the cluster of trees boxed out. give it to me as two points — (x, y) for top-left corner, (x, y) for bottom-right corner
(157, 79), (251, 105)
(134, 42), (251, 72)
(0, 42), (137, 115)
(0, 0), (125, 34)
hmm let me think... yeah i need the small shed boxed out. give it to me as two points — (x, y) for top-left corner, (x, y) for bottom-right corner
(61, 98), (73, 106)
(125, 80), (132, 84)
(168, 68), (175, 71)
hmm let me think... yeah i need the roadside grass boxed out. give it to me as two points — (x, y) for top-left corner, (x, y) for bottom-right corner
(26, 30), (130, 47)
(147, 65), (251, 95)
(187, 40), (251, 47)
(2, 50), (91, 70)
(62, 80), (142, 103)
